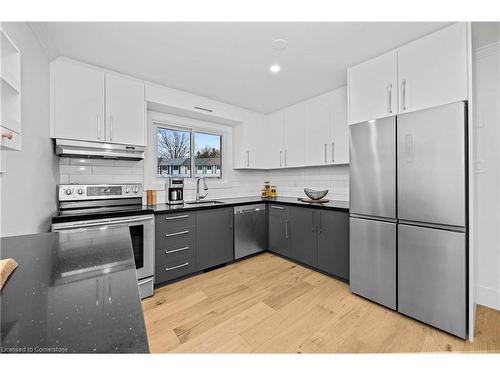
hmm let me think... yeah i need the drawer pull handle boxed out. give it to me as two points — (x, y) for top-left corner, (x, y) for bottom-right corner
(165, 215), (189, 220)
(165, 262), (189, 272)
(271, 205), (284, 210)
(165, 246), (190, 254)
(165, 230), (189, 237)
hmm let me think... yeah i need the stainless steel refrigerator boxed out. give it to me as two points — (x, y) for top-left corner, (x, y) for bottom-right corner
(349, 101), (467, 338)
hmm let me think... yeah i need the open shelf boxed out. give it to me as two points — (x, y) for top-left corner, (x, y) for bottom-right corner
(1, 27), (21, 141)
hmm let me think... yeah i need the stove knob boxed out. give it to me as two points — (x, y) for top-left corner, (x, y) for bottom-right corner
(132, 187), (139, 194)
(125, 187), (131, 194)
(77, 188), (84, 195)
(64, 188), (73, 195)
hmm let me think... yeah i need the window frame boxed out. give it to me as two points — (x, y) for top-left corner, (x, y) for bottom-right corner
(155, 122), (223, 180)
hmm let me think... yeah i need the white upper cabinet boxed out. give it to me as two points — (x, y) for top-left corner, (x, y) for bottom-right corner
(105, 74), (145, 146)
(282, 103), (305, 168)
(348, 23), (469, 124)
(232, 122), (248, 169)
(305, 91), (333, 166)
(397, 22), (468, 114)
(51, 58), (146, 146)
(51, 59), (105, 142)
(348, 51), (398, 124)
(233, 114), (266, 169)
(265, 111), (284, 169)
(330, 86), (349, 164)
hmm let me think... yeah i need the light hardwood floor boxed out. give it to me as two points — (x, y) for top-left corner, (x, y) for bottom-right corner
(142, 252), (500, 353)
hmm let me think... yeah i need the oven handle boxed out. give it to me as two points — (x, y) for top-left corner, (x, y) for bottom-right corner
(53, 216), (153, 231)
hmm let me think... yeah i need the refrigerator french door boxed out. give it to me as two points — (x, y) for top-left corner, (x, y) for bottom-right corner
(349, 116), (397, 309)
(397, 102), (467, 338)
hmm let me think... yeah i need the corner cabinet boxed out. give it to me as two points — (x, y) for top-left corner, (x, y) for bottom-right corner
(50, 58), (146, 147)
(268, 204), (291, 258)
(348, 23), (469, 124)
(234, 85), (349, 170)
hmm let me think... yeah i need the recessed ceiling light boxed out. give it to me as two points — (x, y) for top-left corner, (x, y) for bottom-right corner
(270, 64), (281, 74)
(272, 38), (287, 50)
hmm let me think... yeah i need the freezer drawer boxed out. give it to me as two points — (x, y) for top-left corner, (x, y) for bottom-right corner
(349, 217), (397, 309)
(397, 102), (466, 227)
(398, 224), (466, 338)
(349, 117), (396, 219)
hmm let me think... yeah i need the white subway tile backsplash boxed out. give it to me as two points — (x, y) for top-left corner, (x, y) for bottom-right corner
(60, 165), (92, 175)
(69, 158), (112, 166)
(113, 175), (144, 184)
(69, 174), (114, 184)
(57, 156), (348, 203)
(92, 166), (143, 175)
(113, 160), (144, 168)
(58, 156), (145, 186)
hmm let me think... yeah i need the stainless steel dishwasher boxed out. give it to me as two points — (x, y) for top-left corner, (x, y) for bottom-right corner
(234, 204), (266, 259)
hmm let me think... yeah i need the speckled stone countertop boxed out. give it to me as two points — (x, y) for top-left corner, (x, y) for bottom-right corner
(150, 196), (349, 214)
(0, 228), (148, 353)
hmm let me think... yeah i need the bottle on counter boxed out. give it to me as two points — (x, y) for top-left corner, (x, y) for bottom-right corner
(270, 186), (277, 198)
(146, 190), (157, 206)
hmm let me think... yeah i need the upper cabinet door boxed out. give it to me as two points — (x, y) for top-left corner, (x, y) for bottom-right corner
(282, 103), (305, 168)
(265, 111), (284, 169)
(305, 91), (333, 166)
(348, 51), (398, 124)
(330, 86), (349, 164)
(105, 74), (145, 146)
(52, 60), (105, 142)
(398, 23), (468, 114)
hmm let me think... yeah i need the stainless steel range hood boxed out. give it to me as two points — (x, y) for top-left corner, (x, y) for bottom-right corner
(55, 139), (145, 160)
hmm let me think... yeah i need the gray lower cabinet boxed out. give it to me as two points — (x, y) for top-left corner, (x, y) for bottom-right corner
(268, 204), (291, 258)
(317, 210), (349, 279)
(154, 212), (196, 284)
(196, 207), (234, 270)
(287, 206), (349, 279)
(290, 206), (317, 267)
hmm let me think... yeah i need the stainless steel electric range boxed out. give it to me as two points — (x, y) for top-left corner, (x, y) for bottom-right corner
(51, 184), (154, 299)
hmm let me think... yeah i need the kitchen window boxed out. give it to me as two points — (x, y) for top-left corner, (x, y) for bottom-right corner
(156, 125), (222, 179)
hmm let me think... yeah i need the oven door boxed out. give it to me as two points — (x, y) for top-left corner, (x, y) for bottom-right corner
(52, 215), (155, 281)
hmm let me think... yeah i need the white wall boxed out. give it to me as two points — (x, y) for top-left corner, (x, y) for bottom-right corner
(473, 23), (500, 311)
(1, 22), (58, 237)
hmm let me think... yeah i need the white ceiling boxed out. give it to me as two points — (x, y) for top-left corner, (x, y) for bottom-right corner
(30, 22), (450, 113)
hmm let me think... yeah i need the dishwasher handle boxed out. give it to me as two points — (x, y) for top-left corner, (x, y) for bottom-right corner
(234, 204), (266, 215)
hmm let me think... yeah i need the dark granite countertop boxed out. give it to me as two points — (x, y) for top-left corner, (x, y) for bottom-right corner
(0, 228), (149, 353)
(150, 196), (349, 214)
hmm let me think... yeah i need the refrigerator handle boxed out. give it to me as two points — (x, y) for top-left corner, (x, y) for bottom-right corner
(404, 134), (414, 163)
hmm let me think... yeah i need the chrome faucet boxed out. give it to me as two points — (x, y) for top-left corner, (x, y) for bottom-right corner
(195, 177), (208, 202)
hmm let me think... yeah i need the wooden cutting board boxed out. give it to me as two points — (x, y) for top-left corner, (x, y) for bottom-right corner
(0, 258), (18, 290)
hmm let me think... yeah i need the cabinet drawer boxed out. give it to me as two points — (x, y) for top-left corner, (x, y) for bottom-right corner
(155, 212), (195, 232)
(156, 238), (195, 265)
(154, 257), (196, 284)
(155, 226), (194, 249)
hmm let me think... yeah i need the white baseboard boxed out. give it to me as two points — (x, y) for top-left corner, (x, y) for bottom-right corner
(477, 285), (500, 311)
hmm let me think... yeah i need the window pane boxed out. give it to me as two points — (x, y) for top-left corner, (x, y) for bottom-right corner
(157, 127), (191, 177)
(194, 132), (222, 178)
